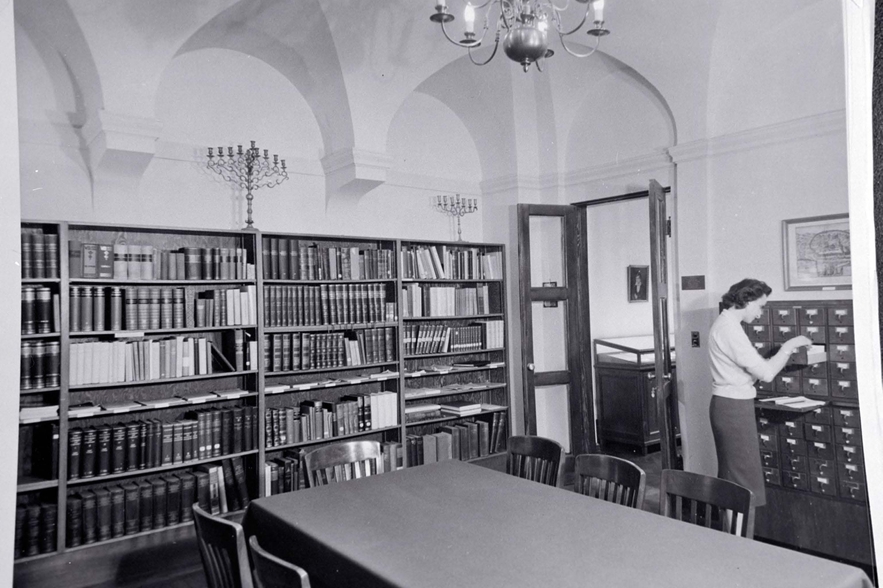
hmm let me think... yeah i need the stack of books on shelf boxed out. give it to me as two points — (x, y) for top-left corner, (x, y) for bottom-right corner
(20, 341), (61, 390)
(400, 245), (503, 280)
(262, 239), (394, 281)
(264, 391), (398, 447)
(264, 328), (395, 373)
(67, 408), (256, 480)
(438, 400), (481, 417)
(21, 286), (59, 334)
(401, 284), (490, 317)
(14, 503), (56, 558)
(404, 324), (495, 355)
(21, 228), (59, 279)
(263, 283), (396, 326)
(17, 422), (59, 483)
(404, 386), (442, 399)
(69, 334), (252, 386)
(69, 241), (253, 281)
(65, 457), (249, 547)
(19, 405), (59, 423)
(404, 403), (442, 423)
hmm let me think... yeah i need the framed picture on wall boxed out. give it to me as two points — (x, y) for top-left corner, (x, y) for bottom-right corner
(782, 213), (851, 291)
(627, 265), (649, 302)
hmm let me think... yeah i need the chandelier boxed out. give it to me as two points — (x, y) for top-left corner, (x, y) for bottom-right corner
(430, 0), (609, 72)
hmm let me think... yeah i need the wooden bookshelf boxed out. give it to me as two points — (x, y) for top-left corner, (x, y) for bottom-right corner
(15, 222), (511, 572)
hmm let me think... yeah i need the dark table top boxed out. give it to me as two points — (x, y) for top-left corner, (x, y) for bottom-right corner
(244, 460), (873, 588)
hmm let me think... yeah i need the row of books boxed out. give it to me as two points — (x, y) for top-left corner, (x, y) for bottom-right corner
(68, 407), (257, 480)
(66, 457), (250, 547)
(21, 341), (61, 390)
(400, 245), (503, 280)
(408, 413), (507, 464)
(21, 286), (59, 335)
(264, 391), (398, 448)
(69, 336), (243, 386)
(14, 502), (56, 559)
(263, 441), (402, 495)
(70, 241), (253, 281)
(69, 285), (257, 333)
(263, 284), (396, 327)
(262, 238), (395, 281)
(21, 230), (59, 280)
(403, 322), (502, 355)
(264, 328), (395, 373)
(401, 284), (491, 318)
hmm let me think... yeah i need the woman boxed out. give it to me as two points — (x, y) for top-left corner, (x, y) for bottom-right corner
(708, 278), (811, 507)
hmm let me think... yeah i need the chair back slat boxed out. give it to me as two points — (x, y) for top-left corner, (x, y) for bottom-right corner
(304, 440), (382, 488)
(659, 469), (756, 539)
(506, 436), (564, 487)
(193, 503), (254, 588)
(573, 454), (646, 509)
(249, 535), (312, 588)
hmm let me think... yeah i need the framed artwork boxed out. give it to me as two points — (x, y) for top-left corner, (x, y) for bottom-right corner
(782, 214), (851, 291)
(627, 265), (649, 302)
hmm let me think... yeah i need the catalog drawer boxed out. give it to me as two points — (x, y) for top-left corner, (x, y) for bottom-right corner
(835, 444), (863, 465)
(827, 307), (854, 326)
(760, 449), (779, 469)
(746, 324), (772, 342)
(803, 407), (832, 425)
(809, 474), (837, 497)
(762, 467), (781, 486)
(837, 462), (865, 483)
(779, 436), (806, 457)
(774, 375), (800, 394)
(833, 407), (860, 428)
(805, 440), (835, 461)
(827, 326), (855, 345)
(839, 480), (866, 503)
(801, 377), (829, 397)
(829, 344), (856, 362)
(808, 457), (834, 477)
(803, 423), (832, 443)
(758, 432), (778, 451)
(800, 325), (826, 344)
(798, 307), (826, 326)
(830, 362), (857, 380)
(780, 420), (803, 439)
(781, 453), (807, 473)
(834, 426), (862, 446)
(831, 379), (858, 400)
(782, 470), (807, 491)
(772, 308), (797, 326)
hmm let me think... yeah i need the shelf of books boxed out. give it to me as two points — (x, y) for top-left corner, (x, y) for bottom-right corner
(15, 224), (511, 565)
(399, 239), (509, 468)
(258, 232), (404, 497)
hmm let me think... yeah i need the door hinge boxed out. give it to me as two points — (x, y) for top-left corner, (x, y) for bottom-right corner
(666, 217), (671, 237)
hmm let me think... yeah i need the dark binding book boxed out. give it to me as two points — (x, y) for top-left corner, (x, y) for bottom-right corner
(110, 485), (125, 538)
(138, 481), (153, 532)
(194, 469), (210, 512)
(231, 456), (250, 508)
(125, 421), (140, 472)
(66, 495), (83, 548)
(81, 490), (97, 544)
(177, 472), (196, 522)
(95, 488), (111, 542)
(96, 424), (111, 476)
(164, 475), (181, 526)
(151, 478), (167, 528)
(68, 427), (83, 481)
(122, 482), (140, 536)
(220, 459), (241, 512)
(111, 423), (126, 473)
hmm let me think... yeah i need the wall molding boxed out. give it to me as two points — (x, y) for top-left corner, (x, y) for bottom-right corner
(668, 109), (846, 164)
(562, 149), (674, 186)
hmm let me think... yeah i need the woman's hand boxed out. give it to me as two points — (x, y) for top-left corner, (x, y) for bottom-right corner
(784, 335), (813, 353)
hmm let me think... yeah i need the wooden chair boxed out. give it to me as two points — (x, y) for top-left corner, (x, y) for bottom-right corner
(304, 440), (382, 487)
(192, 503), (254, 588)
(659, 469), (755, 538)
(248, 535), (311, 588)
(506, 435), (565, 487)
(573, 454), (646, 509)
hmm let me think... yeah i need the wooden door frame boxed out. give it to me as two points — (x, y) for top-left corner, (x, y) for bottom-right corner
(517, 204), (594, 455)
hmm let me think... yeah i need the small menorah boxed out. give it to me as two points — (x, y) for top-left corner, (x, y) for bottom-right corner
(207, 141), (289, 231)
(434, 194), (478, 241)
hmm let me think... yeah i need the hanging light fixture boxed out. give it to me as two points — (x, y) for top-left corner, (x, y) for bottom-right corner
(430, 0), (609, 72)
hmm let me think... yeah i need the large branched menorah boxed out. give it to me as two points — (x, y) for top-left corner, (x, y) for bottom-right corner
(207, 141), (288, 230)
(434, 194), (478, 241)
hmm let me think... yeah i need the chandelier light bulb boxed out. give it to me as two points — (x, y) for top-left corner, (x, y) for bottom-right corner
(430, 0), (610, 72)
(594, 0), (605, 23)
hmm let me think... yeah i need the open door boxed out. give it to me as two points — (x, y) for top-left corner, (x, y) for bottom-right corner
(517, 204), (594, 455)
(648, 179), (681, 470)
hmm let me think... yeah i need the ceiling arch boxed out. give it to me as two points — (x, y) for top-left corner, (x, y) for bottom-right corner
(175, 0), (353, 157)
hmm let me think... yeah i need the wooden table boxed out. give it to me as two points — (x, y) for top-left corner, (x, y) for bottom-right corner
(243, 460), (873, 588)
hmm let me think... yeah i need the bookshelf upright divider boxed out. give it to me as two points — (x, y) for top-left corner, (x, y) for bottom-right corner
(15, 222), (511, 564)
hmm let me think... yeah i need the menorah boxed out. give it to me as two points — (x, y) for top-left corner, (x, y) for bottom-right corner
(207, 141), (289, 231)
(434, 195), (478, 242)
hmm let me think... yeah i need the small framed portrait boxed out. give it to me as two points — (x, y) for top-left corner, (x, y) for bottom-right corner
(782, 214), (851, 291)
(627, 265), (649, 302)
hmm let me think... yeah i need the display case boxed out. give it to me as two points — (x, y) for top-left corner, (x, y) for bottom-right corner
(592, 336), (678, 454)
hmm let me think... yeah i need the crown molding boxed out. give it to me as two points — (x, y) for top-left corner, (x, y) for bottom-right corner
(668, 109), (846, 164)
(563, 149), (673, 186)
(480, 174), (543, 196)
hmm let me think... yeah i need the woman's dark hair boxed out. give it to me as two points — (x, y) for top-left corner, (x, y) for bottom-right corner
(721, 278), (772, 309)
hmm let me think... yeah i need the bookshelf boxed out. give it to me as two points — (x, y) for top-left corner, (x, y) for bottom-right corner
(14, 223), (511, 567)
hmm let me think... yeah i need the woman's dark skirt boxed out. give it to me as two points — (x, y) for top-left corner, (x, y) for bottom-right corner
(710, 395), (766, 507)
